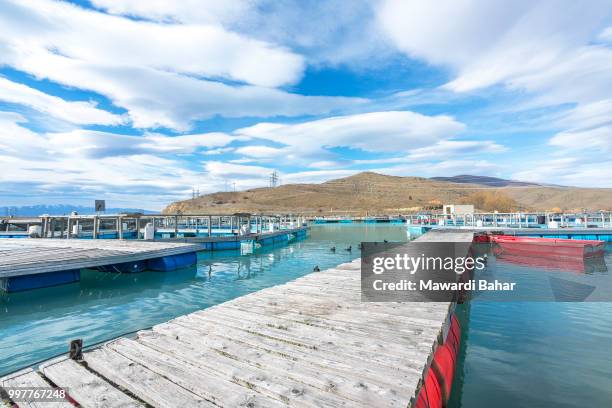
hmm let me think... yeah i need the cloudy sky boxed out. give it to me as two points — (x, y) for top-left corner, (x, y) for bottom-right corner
(0, 0), (611, 209)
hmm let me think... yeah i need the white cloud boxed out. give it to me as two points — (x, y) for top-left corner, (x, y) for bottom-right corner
(378, 0), (612, 151)
(236, 111), (465, 158)
(89, 0), (250, 25)
(234, 145), (288, 159)
(377, 0), (610, 96)
(307, 160), (343, 169)
(204, 161), (272, 179)
(0, 0), (364, 131)
(0, 76), (124, 126)
(0, 112), (239, 159)
(0, 0), (303, 87)
(600, 26), (612, 42)
(507, 45), (612, 106)
(512, 158), (612, 187)
(202, 147), (235, 156)
(1, 47), (362, 130)
(557, 100), (612, 130)
(0, 152), (209, 209)
(90, 0), (387, 67)
(0, 114), (245, 208)
(0, 111), (47, 156)
(408, 140), (506, 160)
(550, 126), (612, 152)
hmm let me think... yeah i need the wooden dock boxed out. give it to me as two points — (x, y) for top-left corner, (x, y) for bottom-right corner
(1, 259), (453, 407)
(0, 239), (201, 278)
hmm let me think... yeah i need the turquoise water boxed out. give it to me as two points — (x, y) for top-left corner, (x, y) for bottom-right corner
(0, 224), (409, 376)
(449, 248), (612, 408)
(2, 225), (611, 408)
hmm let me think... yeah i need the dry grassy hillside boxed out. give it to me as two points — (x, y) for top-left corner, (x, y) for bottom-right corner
(163, 172), (612, 215)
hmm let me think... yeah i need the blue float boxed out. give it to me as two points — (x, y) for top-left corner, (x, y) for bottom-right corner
(146, 252), (197, 271)
(1, 269), (80, 293)
(96, 260), (147, 273)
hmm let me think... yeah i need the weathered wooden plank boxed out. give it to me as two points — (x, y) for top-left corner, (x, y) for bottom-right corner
(188, 309), (435, 373)
(136, 330), (360, 407)
(0, 368), (73, 408)
(159, 318), (421, 389)
(40, 357), (143, 408)
(107, 338), (285, 407)
(149, 323), (414, 407)
(85, 348), (215, 408)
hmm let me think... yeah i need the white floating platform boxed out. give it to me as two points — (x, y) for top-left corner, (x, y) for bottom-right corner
(1, 259), (453, 407)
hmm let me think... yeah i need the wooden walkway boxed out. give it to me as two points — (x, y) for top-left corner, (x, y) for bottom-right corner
(0, 239), (201, 278)
(1, 259), (453, 407)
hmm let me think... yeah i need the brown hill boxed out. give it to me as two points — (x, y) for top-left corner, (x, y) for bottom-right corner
(163, 172), (612, 215)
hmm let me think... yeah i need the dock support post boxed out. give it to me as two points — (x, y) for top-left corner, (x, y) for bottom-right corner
(174, 215), (179, 238)
(118, 217), (123, 240)
(208, 216), (212, 237)
(93, 216), (98, 239)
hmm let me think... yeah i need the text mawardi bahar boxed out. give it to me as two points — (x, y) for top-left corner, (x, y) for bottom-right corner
(370, 254), (516, 292)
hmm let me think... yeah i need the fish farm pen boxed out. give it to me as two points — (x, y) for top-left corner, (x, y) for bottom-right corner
(0, 213), (309, 293)
(0, 213), (307, 240)
(308, 211), (612, 228)
(405, 211), (612, 229)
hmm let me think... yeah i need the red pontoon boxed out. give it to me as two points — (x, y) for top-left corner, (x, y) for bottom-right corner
(495, 252), (608, 274)
(491, 235), (605, 259)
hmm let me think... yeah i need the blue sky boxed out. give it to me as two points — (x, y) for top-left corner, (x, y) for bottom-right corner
(0, 0), (611, 209)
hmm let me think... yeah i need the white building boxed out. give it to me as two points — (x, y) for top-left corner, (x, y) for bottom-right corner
(443, 204), (474, 216)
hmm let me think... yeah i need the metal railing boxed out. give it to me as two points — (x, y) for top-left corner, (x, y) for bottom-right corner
(0, 213), (307, 239)
(405, 211), (612, 228)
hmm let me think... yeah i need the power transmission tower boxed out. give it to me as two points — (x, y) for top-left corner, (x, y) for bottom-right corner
(269, 171), (279, 188)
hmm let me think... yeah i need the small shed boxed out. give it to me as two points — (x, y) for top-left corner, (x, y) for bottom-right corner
(443, 204), (474, 216)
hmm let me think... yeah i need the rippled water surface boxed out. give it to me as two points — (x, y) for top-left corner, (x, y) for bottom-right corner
(2, 225), (611, 408)
(449, 247), (612, 408)
(0, 224), (408, 376)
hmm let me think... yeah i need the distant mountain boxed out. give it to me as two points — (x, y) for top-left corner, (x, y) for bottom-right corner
(430, 175), (541, 187)
(0, 204), (155, 217)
